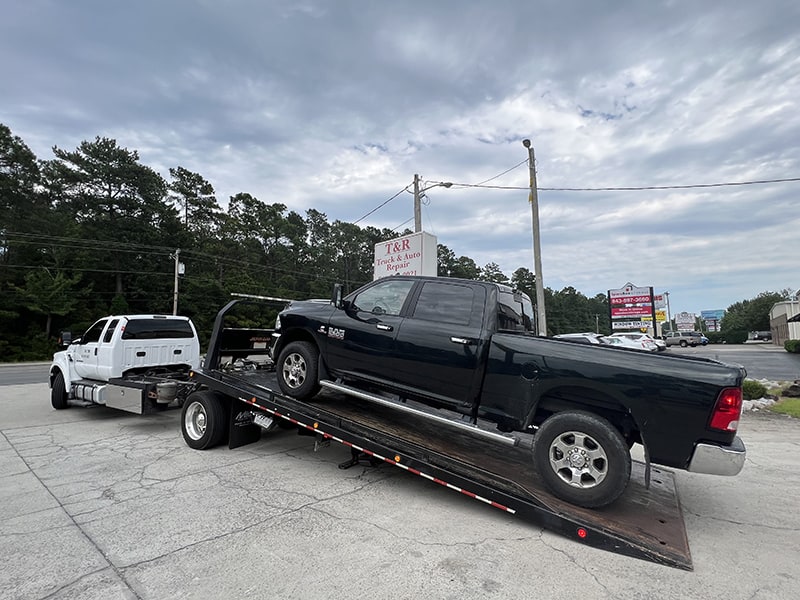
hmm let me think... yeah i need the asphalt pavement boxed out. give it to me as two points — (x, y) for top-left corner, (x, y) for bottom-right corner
(1, 381), (799, 599)
(667, 342), (800, 381)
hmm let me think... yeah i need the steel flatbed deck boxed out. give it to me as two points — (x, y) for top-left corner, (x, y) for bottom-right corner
(189, 366), (693, 570)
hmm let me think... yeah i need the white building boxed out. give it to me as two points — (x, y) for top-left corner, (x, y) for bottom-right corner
(770, 294), (800, 346)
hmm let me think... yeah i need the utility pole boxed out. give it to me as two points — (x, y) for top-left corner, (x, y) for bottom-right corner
(172, 248), (180, 315)
(413, 173), (422, 233)
(665, 291), (672, 333)
(523, 139), (548, 336)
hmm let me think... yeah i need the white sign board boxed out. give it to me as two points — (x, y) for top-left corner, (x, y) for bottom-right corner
(675, 311), (696, 331)
(612, 320), (650, 330)
(373, 232), (438, 280)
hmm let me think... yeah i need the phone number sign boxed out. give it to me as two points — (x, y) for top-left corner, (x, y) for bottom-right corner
(608, 282), (655, 329)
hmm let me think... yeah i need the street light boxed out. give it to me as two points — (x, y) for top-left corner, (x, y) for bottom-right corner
(413, 174), (452, 232)
(523, 139), (547, 336)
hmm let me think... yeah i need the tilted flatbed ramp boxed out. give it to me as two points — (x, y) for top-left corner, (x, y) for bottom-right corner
(190, 368), (692, 570)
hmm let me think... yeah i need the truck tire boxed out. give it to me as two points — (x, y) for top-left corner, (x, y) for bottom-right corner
(679, 340), (688, 348)
(276, 341), (321, 400)
(533, 411), (631, 508)
(51, 371), (68, 410)
(181, 391), (227, 450)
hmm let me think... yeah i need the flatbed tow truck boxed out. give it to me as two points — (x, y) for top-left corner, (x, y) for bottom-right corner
(181, 298), (694, 570)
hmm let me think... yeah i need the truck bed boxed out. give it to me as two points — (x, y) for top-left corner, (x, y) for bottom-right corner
(200, 367), (693, 570)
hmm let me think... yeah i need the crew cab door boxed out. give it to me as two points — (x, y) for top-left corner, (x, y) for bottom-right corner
(94, 318), (120, 381)
(392, 280), (487, 410)
(72, 318), (109, 379)
(325, 278), (416, 382)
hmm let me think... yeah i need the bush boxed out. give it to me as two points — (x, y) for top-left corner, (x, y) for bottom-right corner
(785, 339), (800, 353)
(723, 330), (749, 344)
(705, 332), (725, 344)
(742, 379), (768, 400)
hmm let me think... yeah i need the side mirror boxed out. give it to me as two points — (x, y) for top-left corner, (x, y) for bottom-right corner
(58, 331), (73, 347)
(332, 283), (344, 309)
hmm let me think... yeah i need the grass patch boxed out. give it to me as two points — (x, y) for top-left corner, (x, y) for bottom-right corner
(769, 398), (800, 418)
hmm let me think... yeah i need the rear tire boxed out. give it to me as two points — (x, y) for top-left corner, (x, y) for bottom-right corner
(51, 372), (68, 410)
(533, 411), (631, 508)
(181, 391), (227, 450)
(276, 341), (320, 400)
(679, 340), (688, 347)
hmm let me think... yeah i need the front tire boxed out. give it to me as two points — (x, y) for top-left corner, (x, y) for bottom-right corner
(276, 341), (320, 400)
(51, 371), (68, 410)
(181, 391), (227, 450)
(533, 411), (631, 508)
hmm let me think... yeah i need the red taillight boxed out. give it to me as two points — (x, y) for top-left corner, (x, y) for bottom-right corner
(710, 387), (742, 431)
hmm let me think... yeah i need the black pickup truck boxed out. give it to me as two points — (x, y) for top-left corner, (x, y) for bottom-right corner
(272, 275), (746, 508)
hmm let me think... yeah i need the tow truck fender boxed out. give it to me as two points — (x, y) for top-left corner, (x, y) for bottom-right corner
(50, 349), (75, 390)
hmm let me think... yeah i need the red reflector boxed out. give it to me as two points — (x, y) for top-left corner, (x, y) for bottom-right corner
(577, 528), (588, 539)
(710, 388), (742, 432)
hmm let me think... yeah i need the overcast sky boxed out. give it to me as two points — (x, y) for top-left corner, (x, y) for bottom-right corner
(2, 0), (799, 316)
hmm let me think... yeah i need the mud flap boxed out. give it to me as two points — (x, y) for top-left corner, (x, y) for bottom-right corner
(228, 408), (262, 449)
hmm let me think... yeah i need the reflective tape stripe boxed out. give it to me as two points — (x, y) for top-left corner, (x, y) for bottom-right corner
(243, 397), (516, 515)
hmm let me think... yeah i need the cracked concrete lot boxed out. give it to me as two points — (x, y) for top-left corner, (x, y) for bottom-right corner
(1, 383), (799, 600)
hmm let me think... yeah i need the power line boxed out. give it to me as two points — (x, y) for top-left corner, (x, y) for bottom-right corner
(471, 159), (528, 186)
(351, 161), (531, 227)
(352, 186), (409, 225)
(4, 231), (176, 253)
(449, 176), (800, 192)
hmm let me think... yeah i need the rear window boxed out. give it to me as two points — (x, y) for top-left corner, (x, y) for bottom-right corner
(497, 290), (534, 332)
(122, 319), (195, 340)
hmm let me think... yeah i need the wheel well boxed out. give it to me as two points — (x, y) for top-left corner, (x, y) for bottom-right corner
(274, 329), (319, 360)
(531, 387), (641, 446)
(49, 367), (61, 388)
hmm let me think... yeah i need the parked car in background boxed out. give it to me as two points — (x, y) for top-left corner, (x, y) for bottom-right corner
(552, 332), (604, 345)
(600, 336), (650, 350)
(651, 336), (668, 351)
(665, 331), (708, 347)
(749, 331), (772, 341)
(608, 332), (660, 352)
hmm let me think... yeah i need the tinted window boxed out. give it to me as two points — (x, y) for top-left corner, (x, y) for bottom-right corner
(103, 319), (120, 343)
(351, 280), (415, 316)
(82, 319), (108, 344)
(121, 319), (195, 340)
(497, 290), (534, 332)
(412, 282), (475, 326)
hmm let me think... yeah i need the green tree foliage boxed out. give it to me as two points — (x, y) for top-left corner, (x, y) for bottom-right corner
(9, 269), (84, 337)
(168, 166), (220, 232)
(480, 262), (510, 284)
(545, 287), (610, 336)
(42, 137), (180, 300)
(721, 291), (789, 334)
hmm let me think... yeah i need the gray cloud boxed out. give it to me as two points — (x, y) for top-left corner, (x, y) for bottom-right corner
(2, 0), (799, 315)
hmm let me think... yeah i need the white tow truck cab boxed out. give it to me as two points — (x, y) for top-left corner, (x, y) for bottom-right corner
(49, 315), (201, 414)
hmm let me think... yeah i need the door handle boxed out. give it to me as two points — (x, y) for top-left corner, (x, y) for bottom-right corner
(450, 337), (474, 345)
(376, 324), (393, 331)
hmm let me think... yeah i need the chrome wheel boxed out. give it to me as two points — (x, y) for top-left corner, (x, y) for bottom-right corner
(547, 430), (608, 489)
(282, 352), (307, 389)
(184, 401), (207, 441)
